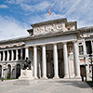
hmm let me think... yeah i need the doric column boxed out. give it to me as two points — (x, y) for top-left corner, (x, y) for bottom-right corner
(53, 43), (59, 79)
(7, 50), (9, 61)
(63, 42), (69, 78)
(10, 66), (12, 78)
(73, 41), (81, 78)
(42, 45), (47, 79)
(1, 65), (3, 78)
(33, 46), (38, 79)
(0, 52), (1, 61)
(11, 50), (13, 61)
(16, 49), (18, 61)
(25, 47), (29, 59)
(3, 51), (5, 61)
(83, 41), (87, 55)
(14, 64), (16, 78)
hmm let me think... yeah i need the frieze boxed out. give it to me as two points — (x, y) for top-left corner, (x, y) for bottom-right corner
(34, 23), (65, 35)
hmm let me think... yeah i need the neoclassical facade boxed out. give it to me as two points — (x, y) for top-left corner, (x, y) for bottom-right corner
(0, 18), (93, 79)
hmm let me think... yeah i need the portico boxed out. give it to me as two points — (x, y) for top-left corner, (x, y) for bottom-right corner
(26, 40), (80, 79)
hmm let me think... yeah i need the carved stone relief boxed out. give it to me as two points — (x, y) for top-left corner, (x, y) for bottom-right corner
(34, 23), (65, 35)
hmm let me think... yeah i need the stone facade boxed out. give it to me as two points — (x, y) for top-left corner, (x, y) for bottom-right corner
(0, 18), (93, 80)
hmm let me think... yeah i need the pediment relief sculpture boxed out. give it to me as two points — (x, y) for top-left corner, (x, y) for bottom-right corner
(34, 23), (65, 35)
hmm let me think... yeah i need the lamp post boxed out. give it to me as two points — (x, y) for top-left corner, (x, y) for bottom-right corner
(89, 54), (93, 83)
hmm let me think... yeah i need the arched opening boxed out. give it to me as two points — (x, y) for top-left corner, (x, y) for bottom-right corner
(16, 64), (21, 79)
(7, 64), (11, 79)
(0, 65), (2, 78)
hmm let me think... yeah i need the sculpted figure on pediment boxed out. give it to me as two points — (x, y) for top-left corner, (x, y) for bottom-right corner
(45, 24), (54, 32)
(56, 23), (63, 31)
(34, 23), (64, 35)
(35, 26), (45, 34)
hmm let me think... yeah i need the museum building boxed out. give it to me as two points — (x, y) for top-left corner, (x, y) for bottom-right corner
(0, 18), (93, 79)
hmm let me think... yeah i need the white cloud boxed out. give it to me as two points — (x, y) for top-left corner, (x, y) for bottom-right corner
(5, 0), (31, 4)
(4, 0), (93, 29)
(20, 1), (51, 12)
(0, 15), (29, 40)
(64, 0), (93, 28)
(64, 0), (81, 16)
(26, 12), (64, 24)
(0, 4), (9, 8)
(20, 3), (33, 12)
(5, 0), (15, 4)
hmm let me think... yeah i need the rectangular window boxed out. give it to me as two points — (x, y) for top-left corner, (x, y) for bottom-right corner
(79, 46), (83, 55)
(86, 41), (92, 54)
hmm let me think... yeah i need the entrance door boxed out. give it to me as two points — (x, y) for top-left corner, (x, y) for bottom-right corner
(80, 65), (85, 77)
(16, 64), (21, 79)
(7, 65), (11, 79)
(58, 62), (63, 78)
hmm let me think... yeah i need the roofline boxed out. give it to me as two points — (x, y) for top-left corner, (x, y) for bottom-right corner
(78, 26), (93, 31)
(0, 36), (28, 44)
(0, 30), (79, 44)
(31, 18), (67, 27)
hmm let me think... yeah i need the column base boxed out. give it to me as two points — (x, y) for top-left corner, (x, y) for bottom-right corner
(34, 77), (38, 79)
(75, 76), (81, 79)
(41, 76), (48, 79)
(64, 76), (69, 79)
(53, 76), (59, 79)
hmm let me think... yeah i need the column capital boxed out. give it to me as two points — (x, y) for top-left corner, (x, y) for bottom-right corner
(62, 42), (67, 44)
(25, 46), (29, 48)
(41, 44), (46, 46)
(72, 40), (77, 43)
(52, 43), (57, 45)
(33, 45), (37, 47)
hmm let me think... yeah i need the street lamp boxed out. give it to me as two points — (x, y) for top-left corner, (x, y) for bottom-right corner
(89, 54), (93, 83)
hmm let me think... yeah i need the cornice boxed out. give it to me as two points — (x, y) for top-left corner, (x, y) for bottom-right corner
(31, 18), (67, 27)
(0, 30), (79, 44)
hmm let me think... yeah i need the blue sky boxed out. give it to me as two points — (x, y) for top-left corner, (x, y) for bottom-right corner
(0, 0), (93, 40)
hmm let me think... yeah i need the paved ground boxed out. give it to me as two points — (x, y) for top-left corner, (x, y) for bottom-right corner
(0, 79), (93, 93)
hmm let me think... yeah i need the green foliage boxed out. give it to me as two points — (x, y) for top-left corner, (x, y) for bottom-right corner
(7, 73), (10, 79)
(87, 81), (93, 88)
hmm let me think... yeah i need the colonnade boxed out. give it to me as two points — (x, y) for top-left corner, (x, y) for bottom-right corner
(0, 48), (25, 62)
(0, 41), (81, 79)
(25, 41), (81, 79)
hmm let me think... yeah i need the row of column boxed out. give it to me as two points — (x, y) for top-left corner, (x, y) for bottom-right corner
(25, 41), (81, 79)
(0, 49), (24, 62)
(1, 64), (18, 79)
